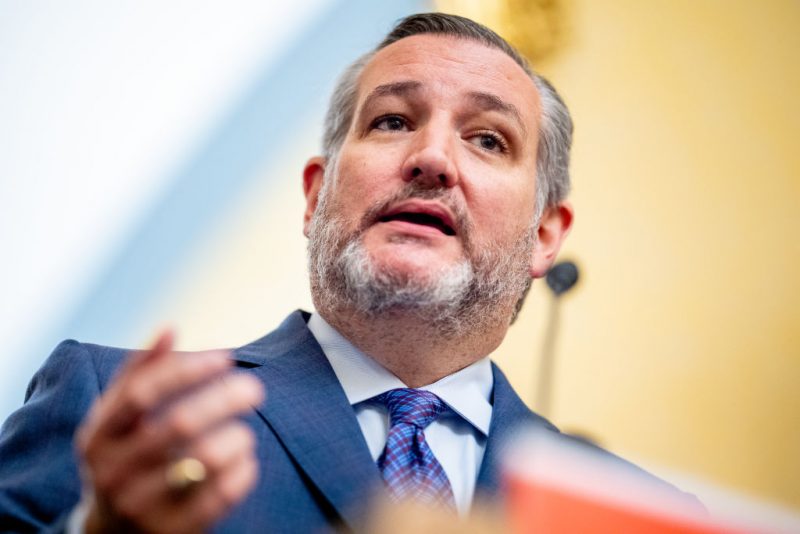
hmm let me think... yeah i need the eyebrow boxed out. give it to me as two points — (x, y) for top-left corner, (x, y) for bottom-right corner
(360, 80), (423, 113)
(359, 81), (528, 138)
(468, 91), (528, 138)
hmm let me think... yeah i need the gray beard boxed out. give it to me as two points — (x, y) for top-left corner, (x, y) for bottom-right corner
(307, 177), (537, 338)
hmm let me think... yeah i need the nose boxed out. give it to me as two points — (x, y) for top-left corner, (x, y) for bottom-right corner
(401, 123), (459, 188)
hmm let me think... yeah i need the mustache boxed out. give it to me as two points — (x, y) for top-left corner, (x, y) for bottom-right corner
(356, 183), (474, 247)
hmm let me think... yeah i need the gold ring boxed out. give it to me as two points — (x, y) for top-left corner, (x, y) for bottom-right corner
(165, 457), (207, 492)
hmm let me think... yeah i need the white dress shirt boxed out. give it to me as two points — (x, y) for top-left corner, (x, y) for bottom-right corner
(307, 313), (494, 515)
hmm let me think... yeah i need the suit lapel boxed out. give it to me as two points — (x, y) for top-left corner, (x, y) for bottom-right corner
(475, 363), (560, 497)
(232, 313), (560, 518)
(234, 311), (382, 529)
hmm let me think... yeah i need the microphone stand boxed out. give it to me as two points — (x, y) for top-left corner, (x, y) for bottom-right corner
(535, 294), (561, 419)
(534, 261), (579, 419)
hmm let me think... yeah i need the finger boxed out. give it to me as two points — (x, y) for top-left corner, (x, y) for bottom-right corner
(76, 329), (176, 444)
(167, 454), (259, 534)
(154, 373), (263, 453)
(109, 373), (263, 469)
(189, 421), (257, 478)
(111, 423), (258, 534)
(97, 349), (231, 437)
(123, 328), (176, 374)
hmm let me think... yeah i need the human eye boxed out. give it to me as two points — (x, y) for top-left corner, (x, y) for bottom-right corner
(371, 115), (409, 132)
(469, 131), (509, 153)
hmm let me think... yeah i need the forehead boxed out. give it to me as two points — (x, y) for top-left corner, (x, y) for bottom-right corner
(357, 34), (541, 123)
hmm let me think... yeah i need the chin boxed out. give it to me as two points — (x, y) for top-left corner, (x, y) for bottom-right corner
(371, 259), (455, 287)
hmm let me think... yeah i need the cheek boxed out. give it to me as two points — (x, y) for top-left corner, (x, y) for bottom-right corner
(336, 144), (406, 196)
(325, 155), (392, 226)
(338, 146), (383, 189)
(467, 180), (538, 242)
(473, 203), (522, 243)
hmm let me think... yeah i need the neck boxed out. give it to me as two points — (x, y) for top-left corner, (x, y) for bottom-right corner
(316, 303), (513, 387)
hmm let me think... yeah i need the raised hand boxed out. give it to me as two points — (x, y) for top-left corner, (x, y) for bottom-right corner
(75, 330), (264, 533)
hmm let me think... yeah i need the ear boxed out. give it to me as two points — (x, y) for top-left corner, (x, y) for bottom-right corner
(302, 156), (326, 237)
(529, 201), (574, 278)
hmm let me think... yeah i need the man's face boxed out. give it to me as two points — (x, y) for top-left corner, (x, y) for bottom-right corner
(306, 35), (545, 322)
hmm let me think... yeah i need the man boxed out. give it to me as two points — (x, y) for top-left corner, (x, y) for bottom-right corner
(0, 12), (685, 533)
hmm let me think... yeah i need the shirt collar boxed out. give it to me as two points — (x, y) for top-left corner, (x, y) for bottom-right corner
(307, 313), (493, 436)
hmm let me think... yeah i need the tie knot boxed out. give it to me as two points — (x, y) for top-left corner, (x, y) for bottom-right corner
(377, 388), (446, 429)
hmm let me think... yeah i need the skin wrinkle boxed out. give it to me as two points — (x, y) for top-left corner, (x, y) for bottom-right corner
(360, 81), (424, 121)
(353, 45), (538, 150)
(353, 96), (535, 181)
(361, 42), (542, 120)
(466, 91), (528, 140)
(360, 84), (527, 141)
(375, 40), (516, 80)
(357, 84), (529, 161)
(357, 41), (539, 153)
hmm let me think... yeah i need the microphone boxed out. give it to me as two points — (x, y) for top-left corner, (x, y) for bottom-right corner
(536, 261), (580, 418)
(546, 261), (579, 296)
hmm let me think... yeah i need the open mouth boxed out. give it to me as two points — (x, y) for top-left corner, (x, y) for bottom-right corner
(377, 212), (456, 236)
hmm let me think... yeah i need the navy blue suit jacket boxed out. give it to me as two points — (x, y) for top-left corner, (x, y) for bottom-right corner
(0, 311), (558, 532)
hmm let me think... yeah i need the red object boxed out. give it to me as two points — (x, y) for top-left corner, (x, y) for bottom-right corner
(505, 473), (742, 534)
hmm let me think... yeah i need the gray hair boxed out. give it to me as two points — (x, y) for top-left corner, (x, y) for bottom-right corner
(321, 12), (573, 219)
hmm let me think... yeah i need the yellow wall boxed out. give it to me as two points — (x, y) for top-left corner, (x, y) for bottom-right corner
(439, 0), (800, 509)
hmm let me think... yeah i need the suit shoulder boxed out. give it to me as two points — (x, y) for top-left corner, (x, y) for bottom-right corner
(0, 341), (130, 529)
(25, 340), (129, 401)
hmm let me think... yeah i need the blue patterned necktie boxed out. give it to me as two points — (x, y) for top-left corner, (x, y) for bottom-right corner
(375, 388), (456, 509)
